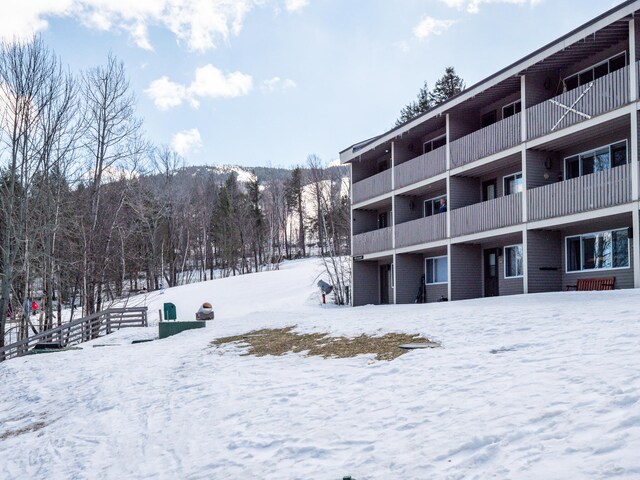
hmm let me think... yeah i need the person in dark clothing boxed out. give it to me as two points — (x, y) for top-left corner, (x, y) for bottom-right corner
(438, 197), (447, 213)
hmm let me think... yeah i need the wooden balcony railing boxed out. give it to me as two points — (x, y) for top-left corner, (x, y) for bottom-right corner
(352, 227), (393, 255)
(352, 169), (392, 204)
(394, 146), (446, 189)
(395, 214), (447, 248)
(451, 193), (522, 237)
(527, 66), (629, 140)
(450, 113), (521, 168)
(527, 164), (631, 222)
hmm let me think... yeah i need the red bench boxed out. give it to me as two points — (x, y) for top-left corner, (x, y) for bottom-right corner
(566, 277), (615, 291)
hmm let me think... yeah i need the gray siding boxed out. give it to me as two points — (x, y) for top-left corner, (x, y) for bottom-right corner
(450, 244), (482, 300)
(525, 70), (561, 108)
(425, 283), (448, 303)
(353, 209), (378, 235)
(352, 227), (393, 256)
(395, 146), (446, 189)
(526, 150), (563, 190)
(395, 254), (424, 304)
(563, 42), (628, 80)
(560, 221), (634, 290)
(527, 230), (562, 293)
(449, 115), (479, 142)
(478, 164), (523, 198)
(395, 214), (447, 248)
(352, 261), (379, 306)
(481, 238), (525, 297)
(352, 169), (392, 204)
(450, 176), (480, 209)
(352, 154), (390, 183)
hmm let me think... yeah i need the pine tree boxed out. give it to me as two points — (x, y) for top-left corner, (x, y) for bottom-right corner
(395, 81), (432, 126)
(430, 66), (465, 105)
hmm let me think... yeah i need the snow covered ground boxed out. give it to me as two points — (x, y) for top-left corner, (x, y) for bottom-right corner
(1, 258), (640, 479)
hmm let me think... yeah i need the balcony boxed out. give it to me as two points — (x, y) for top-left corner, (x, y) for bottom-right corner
(527, 66), (629, 141)
(450, 113), (521, 169)
(352, 227), (393, 256)
(394, 146), (446, 189)
(527, 164), (631, 222)
(352, 169), (392, 204)
(395, 214), (446, 249)
(451, 193), (522, 237)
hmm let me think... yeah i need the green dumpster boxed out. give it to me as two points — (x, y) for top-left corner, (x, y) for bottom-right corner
(163, 302), (177, 321)
(159, 321), (205, 339)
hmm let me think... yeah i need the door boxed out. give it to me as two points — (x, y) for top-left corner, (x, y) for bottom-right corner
(380, 264), (391, 304)
(484, 249), (500, 297)
(378, 212), (388, 229)
(482, 179), (497, 201)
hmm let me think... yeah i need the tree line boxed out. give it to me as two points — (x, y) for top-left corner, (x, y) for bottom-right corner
(0, 38), (350, 346)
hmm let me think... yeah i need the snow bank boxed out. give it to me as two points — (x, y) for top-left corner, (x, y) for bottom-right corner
(1, 258), (639, 479)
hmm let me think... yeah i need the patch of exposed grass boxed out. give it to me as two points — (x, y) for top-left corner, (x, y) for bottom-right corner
(212, 326), (439, 361)
(1, 421), (46, 440)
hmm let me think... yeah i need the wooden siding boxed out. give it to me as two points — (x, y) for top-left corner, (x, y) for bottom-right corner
(526, 66), (629, 140)
(527, 230), (563, 293)
(394, 146), (446, 189)
(450, 176), (481, 209)
(395, 254), (424, 304)
(450, 193), (522, 237)
(527, 163), (631, 222)
(450, 113), (521, 168)
(395, 214), (447, 248)
(450, 244), (482, 300)
(425, 283), (448, 303)
(352, 227), (393, 255)
(352, 261), (379, 306)
(352, 169), (392, 204)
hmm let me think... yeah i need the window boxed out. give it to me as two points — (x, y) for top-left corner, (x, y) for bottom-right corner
(424, 195), (446, 217)
(503, 172), (523, 195)
(423, 135), (446, 154)
(563, 52), (627, 91)
(566, 228), (629, 272)
(504, 245), (524, 278)
(564, 140), (627, 180)
(502, 100), (522, 119)
(426, 256), (448, 284)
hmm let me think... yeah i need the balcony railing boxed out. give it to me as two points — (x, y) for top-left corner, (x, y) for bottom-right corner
(527, 66), (629, 140)
(352, 169), (392, 204)
(394, 146), (446, 189)
(352, 227), (393, 256)
(395, 214), (446, 249)
(527, 164), (631, 222)
(450, 113), (521, 169)
(451, 192), (522, 237)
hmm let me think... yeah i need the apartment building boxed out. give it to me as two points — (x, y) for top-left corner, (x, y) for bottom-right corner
(340, 0), (640, 306)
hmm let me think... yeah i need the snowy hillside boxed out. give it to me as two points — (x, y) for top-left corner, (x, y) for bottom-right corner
(1, 259), (640, 479)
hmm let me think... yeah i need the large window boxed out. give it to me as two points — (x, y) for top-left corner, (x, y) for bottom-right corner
(504, 245), (524, 278)
(502, 100), (521, 119)
(424, 195), (446, 217)
(426, 256), (448, 284)
(563, 52), (627, 91)
(566, 228), (629, 272)
(564, 140), (627, 180)
(423, 135), (446, 154)
(503, 172), (523, 195)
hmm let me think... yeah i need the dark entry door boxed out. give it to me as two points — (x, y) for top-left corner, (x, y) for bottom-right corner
(484, 249), (500, 297)
(482, 179), (498, 201)
(380, 264), (391, 304)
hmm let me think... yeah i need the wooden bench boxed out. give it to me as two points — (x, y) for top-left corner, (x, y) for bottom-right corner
(566, 277), (615, 291)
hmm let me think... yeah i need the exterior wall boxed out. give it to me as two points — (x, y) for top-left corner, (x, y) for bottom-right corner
(563, 40), (628, 80)
(353, 261), (379, 306)
(525, 71), (561, 107)
(450, 176), (480, 209)
(449, 115), (479, 142)
(352, 153), (390, 183)
(395, 254), (424, 304)
(353, 209), (378, 235)
(560, 221), (634, 289)
(450, 244), (482, 300)
(420, 127), (446, 150)
(395, 195), (420, 224)
(478, 165), (523, 198)
(481, 238), (525, 297)
(527, 230), (563, 293)
(526, 150), (563, 190)
(425, 283), (448, 303)
(480, 91), (521, 121)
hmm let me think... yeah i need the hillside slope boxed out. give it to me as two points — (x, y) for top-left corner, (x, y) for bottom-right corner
(1, 259), (639, 479)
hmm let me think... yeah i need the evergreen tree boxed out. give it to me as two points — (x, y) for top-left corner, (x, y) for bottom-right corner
(430, 66), (465, 105)
(395, 81), (432, 126)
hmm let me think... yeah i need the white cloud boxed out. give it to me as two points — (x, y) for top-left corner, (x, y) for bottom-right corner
(439, 0), (541, 13)
(285, 0), (309, 12)
(171, 128), (202, 157)
(145, 65), (253, 110)
(413, 17), (456, 39)
(260, 76), (297, 93)
(0, 0), (264, 52)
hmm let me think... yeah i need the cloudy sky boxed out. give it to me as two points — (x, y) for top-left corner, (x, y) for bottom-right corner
(1, 0), (626, 168)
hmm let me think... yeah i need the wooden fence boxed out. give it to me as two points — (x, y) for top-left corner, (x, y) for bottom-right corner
(0, 307), (148, 362)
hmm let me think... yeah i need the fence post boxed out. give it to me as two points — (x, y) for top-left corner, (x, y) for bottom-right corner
(106, 311), (112, 334)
